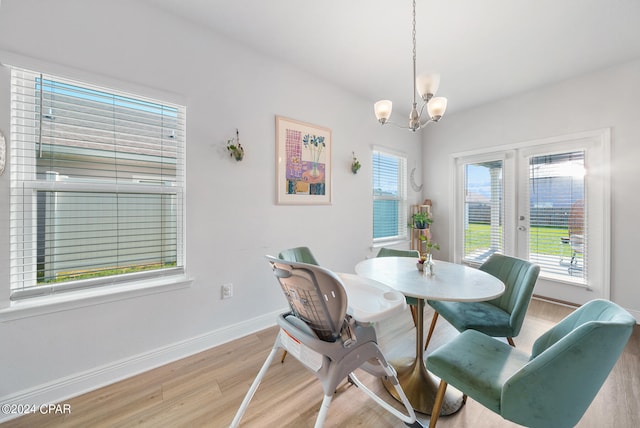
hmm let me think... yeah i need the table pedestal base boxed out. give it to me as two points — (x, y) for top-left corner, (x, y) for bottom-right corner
(382, 356), (464, 416)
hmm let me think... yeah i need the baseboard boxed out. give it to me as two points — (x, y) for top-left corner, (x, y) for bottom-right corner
(533, 295), (639, 323)
(0, 307), (285, 423)
(624, 307), (640, 323)
(532, 294), (580, 308)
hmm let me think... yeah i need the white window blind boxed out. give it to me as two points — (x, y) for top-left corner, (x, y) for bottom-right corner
(463, 160), (504, 263)
(372, 149), (407, 241)
(528, 151), (586, 282)
(10, 67), (185, 299)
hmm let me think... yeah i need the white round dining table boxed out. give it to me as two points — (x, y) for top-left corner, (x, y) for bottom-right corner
(354, 256), (505, 416)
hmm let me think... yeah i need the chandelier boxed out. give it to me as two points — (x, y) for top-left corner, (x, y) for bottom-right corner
(374, 0), (447, 132)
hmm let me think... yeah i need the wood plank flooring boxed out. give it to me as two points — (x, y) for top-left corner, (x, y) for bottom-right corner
(3, 299), (639, 427)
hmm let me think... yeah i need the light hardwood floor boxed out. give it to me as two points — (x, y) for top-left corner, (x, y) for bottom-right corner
(4, 299), (639, 427)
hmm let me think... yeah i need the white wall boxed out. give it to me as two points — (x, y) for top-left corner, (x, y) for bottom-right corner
(0, 0), (423, 410)
(421, 59), (640, 318)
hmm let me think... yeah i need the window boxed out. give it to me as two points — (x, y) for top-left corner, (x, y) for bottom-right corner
(372, 148), (407, 241)
(10, 68), (185, 300)
(453, 130), (610, 304)
(462, 160), (504, 264)
(528, 151), (586, 281)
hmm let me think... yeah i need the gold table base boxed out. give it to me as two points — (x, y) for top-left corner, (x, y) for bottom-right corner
(382, 298), (464, 415)
(382, 356), (463, 415)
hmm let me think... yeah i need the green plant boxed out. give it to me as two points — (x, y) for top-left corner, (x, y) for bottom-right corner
(351, 152), (361, 174)
(227, 140), (244, 161)
(412, 211), (432, 229)
(419, 234), (440, 254)
(226, 129), (244, 161)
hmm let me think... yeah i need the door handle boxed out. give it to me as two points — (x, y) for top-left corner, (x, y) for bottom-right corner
(518, 226), (527, 231)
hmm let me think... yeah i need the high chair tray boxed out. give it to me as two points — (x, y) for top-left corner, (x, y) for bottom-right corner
(337, 273), (407, 323)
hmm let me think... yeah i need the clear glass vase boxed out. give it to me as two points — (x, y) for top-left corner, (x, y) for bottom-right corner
(425, 253), (434, 275)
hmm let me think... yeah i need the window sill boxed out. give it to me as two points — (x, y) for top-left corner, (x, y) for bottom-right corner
(0, 274), (193, 322)
(371, 239), (410, 249)
(538, 271), (590, 289)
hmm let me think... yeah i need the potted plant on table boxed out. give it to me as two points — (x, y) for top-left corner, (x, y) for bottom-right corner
(417, 235), (439, 275)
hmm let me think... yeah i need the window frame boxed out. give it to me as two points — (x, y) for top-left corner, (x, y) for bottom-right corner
(372, 146), (408, 244)
(8, 67), (187, 302)
(453, 151), (516, 266)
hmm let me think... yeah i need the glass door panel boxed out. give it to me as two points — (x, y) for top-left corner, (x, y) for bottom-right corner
(528, 151), (586, 284)
(463, 160), (503, 264)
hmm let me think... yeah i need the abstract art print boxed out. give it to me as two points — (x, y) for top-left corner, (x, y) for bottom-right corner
(276, 116), (332, 204)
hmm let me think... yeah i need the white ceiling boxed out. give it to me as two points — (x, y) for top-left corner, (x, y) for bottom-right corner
(142, 0), (640, 116)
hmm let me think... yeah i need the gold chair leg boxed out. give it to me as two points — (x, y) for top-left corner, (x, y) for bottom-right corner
(429, 380), (448, 428)
(507, 337), (515, 347)
(424, 311), (439, 350)
(280, 350), (288, 363)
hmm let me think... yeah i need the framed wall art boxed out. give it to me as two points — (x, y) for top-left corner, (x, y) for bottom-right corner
(275, 116), (332, 205)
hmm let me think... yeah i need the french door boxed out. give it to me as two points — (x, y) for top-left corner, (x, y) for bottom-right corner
(454, 130), (610, 304)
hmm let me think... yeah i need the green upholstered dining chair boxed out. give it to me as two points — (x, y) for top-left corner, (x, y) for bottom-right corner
(376, 247), (421, 325)
(376, 247), (420, 259)
(426, 299), (636, 428)
(425, 253), (540, 349)
(277, 246), (320, 362)
(278, 246), (319, 266)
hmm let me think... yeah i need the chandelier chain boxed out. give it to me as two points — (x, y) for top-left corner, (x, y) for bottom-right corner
(412, 0), (417, 105)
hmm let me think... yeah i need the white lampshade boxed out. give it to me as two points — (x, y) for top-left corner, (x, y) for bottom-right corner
(427, 97), (447, 119)
(416, 73), (440, 100)
(374, 100), (393, 122)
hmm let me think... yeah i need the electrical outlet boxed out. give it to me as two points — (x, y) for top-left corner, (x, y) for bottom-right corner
(221, 283), (233, 299)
